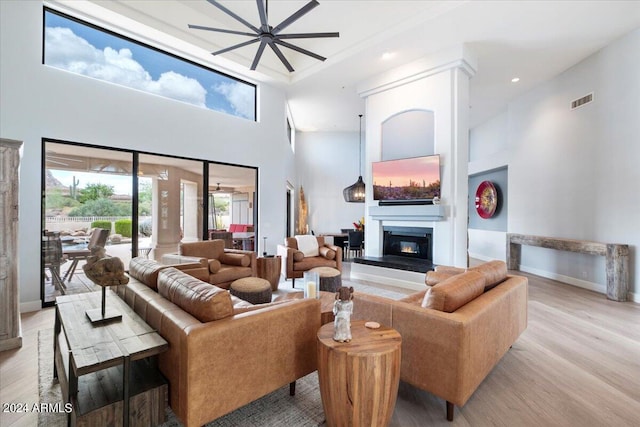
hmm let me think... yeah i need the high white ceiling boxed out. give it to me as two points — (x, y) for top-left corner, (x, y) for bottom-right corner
(51, 0), (640, 131)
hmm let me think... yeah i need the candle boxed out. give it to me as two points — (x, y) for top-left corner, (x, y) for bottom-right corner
(306, 282), (317, 299)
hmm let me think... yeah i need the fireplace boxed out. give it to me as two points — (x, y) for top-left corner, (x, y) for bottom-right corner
(383, 226), (433, 261)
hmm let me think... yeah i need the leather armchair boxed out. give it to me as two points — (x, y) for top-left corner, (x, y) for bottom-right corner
(277, 236), (342, 286)
(162, 239), (256, 289)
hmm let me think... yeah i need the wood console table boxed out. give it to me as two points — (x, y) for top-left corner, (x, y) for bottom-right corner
(506, 233), (629, 301)
(317, 320), (401, 426)
(54, 292), (168, 426)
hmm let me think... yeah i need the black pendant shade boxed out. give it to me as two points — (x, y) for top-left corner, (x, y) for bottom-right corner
(343, 114), (365, 203)
(343, 175), (365, 203)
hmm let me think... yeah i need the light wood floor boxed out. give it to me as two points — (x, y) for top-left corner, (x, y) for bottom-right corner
(2, 268), (639, 426)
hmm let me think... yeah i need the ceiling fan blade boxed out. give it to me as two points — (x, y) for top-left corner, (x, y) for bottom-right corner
(212, 38), (260, 56)
(188, 24), (255, 37)
(272, 0), (319, 35)
(256, 0), (268, 32)
(275, 39), (326, 62)
(267, 42), (294, 72)
(276, 32), (339, 39)
(206, 0), (260, 33)
(251, 40), (267, 70)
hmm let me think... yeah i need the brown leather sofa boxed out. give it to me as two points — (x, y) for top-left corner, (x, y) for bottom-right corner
(351, 260), (528, 421)
(277, 236), (342, 286)
(161, 239), (256, 289)
(116, 257), (320, 427)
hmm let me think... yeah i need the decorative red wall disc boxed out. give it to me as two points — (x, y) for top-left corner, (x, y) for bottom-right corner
(475, 181), (497, 219)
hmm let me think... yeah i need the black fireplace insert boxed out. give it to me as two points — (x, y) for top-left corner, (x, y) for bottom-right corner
(383, 226), (433, 261)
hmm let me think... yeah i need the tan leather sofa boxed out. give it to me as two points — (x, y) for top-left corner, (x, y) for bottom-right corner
(162, 239), (256, 289)
(351, 261), (528, 421)
(116, 257), (320, 427)
(277, 236), (342, 286)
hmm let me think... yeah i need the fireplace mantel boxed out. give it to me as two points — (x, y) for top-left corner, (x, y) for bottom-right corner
(369, 204), (445, 221)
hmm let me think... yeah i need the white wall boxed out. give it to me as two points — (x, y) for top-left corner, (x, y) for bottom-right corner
(0, 1), (295, 310)
(294, 131), (365, 236)
(469, 28), (640, 301)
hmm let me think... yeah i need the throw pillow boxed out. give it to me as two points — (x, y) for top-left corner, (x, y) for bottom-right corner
(295, 235), (319, 257)
(158, 267), (233, 322)
(422, 270), (485, 312)
(208, 258), (222, 273)
(219, 253), (250, 267)
(319, 246), (336, 260)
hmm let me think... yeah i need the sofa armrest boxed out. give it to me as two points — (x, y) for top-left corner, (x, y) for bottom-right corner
(322, 244), (343, 272)
(277, 244), (295, 274)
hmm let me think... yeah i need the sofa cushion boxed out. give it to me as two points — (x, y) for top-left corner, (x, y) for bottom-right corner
(219, 252), (250, 267)
(158, 267), (233, 322)
(129, 257), (167, 289)
(208, 259), (222, 273)
(469, 260), (508, 291)
(422, 270), (485, 312)
(179, 240), (225, 260)
(293, 256), (337, 271)
(293, 251), (305, 262)
(295, 235), (319, 257)
(319, 246), (336, 260)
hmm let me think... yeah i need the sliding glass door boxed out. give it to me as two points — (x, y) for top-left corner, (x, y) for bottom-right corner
(43, 142), (133, 304)
(42, 140), (258, 307)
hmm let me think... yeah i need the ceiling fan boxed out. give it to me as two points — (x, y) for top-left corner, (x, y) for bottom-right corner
(188, 0), (339, 72)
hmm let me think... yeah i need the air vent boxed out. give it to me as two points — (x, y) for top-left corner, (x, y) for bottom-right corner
(571, 93), (593, 110)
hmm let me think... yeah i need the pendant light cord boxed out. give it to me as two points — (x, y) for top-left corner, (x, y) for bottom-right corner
(358, 114), (363, 176)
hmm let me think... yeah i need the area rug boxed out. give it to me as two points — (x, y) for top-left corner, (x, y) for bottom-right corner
(38, 329), (324, 427)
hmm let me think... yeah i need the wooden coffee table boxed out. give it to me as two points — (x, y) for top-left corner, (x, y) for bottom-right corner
(317, 320), (401, 426)
(54, 291), (168, 427)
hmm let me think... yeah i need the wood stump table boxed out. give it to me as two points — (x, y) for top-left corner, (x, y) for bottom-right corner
(256, 255), (282, 291)
(317, 320), (401, 427)
(310, 266), (342, 292)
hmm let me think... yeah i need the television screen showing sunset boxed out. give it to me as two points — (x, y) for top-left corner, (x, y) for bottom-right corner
(372, 155), (440, 201)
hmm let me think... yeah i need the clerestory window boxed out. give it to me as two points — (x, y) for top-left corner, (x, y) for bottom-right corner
(43, 8), (256, 121)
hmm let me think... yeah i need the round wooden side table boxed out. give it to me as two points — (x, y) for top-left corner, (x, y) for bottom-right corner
(256, 255), (281, 291)
(317, 320), (401, 427)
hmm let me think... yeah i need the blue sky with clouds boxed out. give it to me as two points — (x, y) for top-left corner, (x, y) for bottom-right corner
(44, 10), (255, 119)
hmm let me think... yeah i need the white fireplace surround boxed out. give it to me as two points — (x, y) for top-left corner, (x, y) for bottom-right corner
(355, 45), (475, 286)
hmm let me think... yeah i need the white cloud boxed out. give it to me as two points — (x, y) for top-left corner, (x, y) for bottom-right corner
(45, 26), (206, 108)
(213, 82), (255, 119)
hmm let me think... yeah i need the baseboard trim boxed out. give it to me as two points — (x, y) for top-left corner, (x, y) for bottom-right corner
(519, 265), (606, 294)
(20, 300), (42, 313)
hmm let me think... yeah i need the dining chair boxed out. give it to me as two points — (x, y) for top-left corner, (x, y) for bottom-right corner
(43, 231), (67, 293)
(345, 231), (364, 259)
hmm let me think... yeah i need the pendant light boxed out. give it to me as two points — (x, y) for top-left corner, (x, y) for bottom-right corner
(343, 114), (366, 203)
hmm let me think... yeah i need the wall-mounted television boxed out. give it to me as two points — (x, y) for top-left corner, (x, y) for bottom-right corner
(372, 155), (440, 204)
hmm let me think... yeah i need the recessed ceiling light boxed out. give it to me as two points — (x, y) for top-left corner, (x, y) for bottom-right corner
(511, 77), (520, 83)
(382, 52), (395, 60)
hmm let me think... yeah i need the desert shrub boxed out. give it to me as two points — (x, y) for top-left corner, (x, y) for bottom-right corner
(91, 220), (112, 231)
(69, 198), (129, 217)
(139, 217), (153, 237)
(115, 219), (132, 238)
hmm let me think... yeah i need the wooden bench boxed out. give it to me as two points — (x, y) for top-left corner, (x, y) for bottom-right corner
(506, 233), (629, 301)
